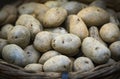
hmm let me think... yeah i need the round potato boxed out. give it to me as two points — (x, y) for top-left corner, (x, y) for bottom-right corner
(82, 37), (111, 64)
(43, 7), (67, 27)
(44, 27), (68, 34)
(1, 24), (14, 39)
(74, 57), (94, 72)
(24, 63), (43, 72)
(8, 25), (30, 48)
(100, 23), (120, 43)
(52, 34), (81, 56)
(33, 31), (53, 52)
(24, 45), (41, 64)
(39, 50), (61, 64)
(67, 15), (89, 40)
(61, 1), (87, 14)
(43, 55), (72, 72)
(16, 14), (43, 39)
(109, 41), (120, 61)
(2, 44), (27, 67)
(0, 39), (8, 58)
(77, 6), (110, 27)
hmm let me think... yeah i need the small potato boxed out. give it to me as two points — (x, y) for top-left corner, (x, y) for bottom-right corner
(33, 31), (53, 52)
(44, 27), (68, 34)
(52, 34), (81, 56)
(2, 44), (27, 66)
(109, 41), (120, 61)
(74, 57), (94, 72)
(24, 45), (41, 64)
(100, 23), (120, 43)
(1, 24), (14, 39)
(0, 10), (8, 24)
(67, 15), (89, 40)
(77, 6), (110, 27)
(39, 50), (61, 64)
(43, 55), (72, 72)
(8, 25), (30, 48)
(43, 7), (67, 27)
(24, 63), (43, 72)
(82, 37), (111, 64)
(44, 1), (61, 8)
(16, 14), (43, 39)
(0, 39), (8, 58)
(61, 1), (87, 14)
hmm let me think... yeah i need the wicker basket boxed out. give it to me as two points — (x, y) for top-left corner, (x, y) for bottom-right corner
(0, 0), (120, 79)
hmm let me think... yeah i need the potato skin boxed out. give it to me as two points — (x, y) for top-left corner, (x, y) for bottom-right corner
(109, 41), (120, 61)
(39, 50), (61, 64)
(2, 44), (27, 67)
(100, 23), (120, 43)
(24, 63), (43, 72)
(82, 37), (111, 64)
(43, 7), (67, 27)
(33, 31), (53, 52)
(43, 55), (72, 72)
(52, 34), (81, 56)
(8, 25), (30, 48)
(24, 45), (41, 64)
(77, 6), (110, 27)
(74, 57), (94, 72)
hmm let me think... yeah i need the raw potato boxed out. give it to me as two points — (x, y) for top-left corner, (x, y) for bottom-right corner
(44, 1), (61, 8)
(61, 1), (87, 14)
(39, 50), (61, 64)
(74, 57), (94, 72)
(2, 44), (27, 67)
(77, 6), (110, 27)
(34, 31), (53, 52)
(44, 27), (68, 34)
(109, 41), (120, 61)
(100, 23), (120, 43)
(67, 15), (89, 40)
(1, 24), (14, 39)
(16, 14), (43, 39)
(43, 7), (67, 27)
(52, 34), (81, 56)
(0, 39), (8, 58)
(89, 26), (107, 46)
(43, 55), (72, 72)
(24, 63), (43, 72)
(8, 25), (30, 48)
(82, 37), (111, 64)
(24, 45), (41, 64)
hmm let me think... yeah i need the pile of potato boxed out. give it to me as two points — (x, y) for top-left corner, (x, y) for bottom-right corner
(0, 0), (120, 73)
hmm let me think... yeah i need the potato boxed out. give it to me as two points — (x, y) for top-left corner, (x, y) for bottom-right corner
(0, 10), (8, 24)
(2, 44), (27, 66)
(44, 27), (68, 34)
(67, 15), (89, 40)
(109, 41), (120, 61)
(24, 45), (41, 64)
(74, 57), (94, 72)
(82, 37), (111, 64)
(100, 23), (120, 43)
(90, 0), (106, 9)
(77, 6), (110, 27)
(16, 14), (43, 39)
(52, 34), (81, 56)
(44, 1), (61, 8)
(39, 50), (61, 64)
(0, 39), (8, 58)
(1, 24), (14, 39)
(33, 31), (53, 52)
(8, 25), (30, 48)
(24, 63), (43, 72)
(43, 7), (67, 27)
(61, 1), (87, 14)
(89, 26), (107, 46)
(43, 55), (72, 72)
